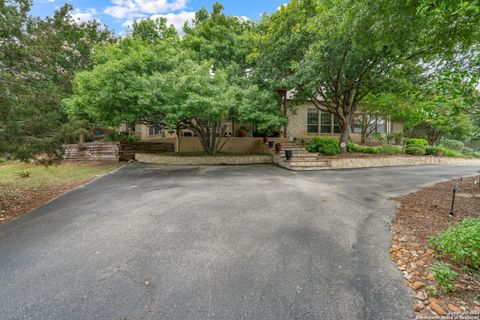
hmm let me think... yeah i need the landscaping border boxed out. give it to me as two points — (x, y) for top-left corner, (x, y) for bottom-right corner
(277, 156), (480, 171)
(135, 153), (273, 165)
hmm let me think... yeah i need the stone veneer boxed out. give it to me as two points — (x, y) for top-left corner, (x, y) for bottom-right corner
(135, 153), (273, 165)
(137, 152), (480, 170)
(327, 156), (480, 170)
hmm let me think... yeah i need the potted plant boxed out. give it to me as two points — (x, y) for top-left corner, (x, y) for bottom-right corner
(285, 150), (293, 160)
(275, 143), (282, 153)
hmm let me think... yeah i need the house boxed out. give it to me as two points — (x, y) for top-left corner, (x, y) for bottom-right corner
(285, 102), (403, 143)
(129, 101), (403, 144)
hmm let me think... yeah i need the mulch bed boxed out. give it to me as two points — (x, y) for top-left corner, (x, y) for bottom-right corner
(392, 176), (480, 318)
(0, 180), (93, 225)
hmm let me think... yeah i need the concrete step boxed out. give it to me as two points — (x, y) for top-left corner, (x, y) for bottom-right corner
(282, 154), (319, 159)
(283, 158), (319, 161)
(282, 147), (308, 151)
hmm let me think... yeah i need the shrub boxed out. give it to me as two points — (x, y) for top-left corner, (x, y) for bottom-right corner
(405, 138), (428, 147)
(426, 146), (446, 156)
(438, 139), (465, 151)
(387, 132), (404, 145)
(348, 144), (382, 154)
(381, 145), (402, 155)
(425, 146), (463, 157)
(305, 136), (340, 155)
(472, 151), (480, 158)
(443, 149), (464, 157)
(428, 218), (480, 269)
(405, 146), (426, 155)
(462, 147), (474, 156)
(428, 262), (459, 293)
(104, 133), (140, 142)
(367, 132), (386, 145)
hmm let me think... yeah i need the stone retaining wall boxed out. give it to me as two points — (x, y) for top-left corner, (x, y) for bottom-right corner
(328, 156), (480, 170)
(64, 142), (120, 161)
(136, 153), (273, 165)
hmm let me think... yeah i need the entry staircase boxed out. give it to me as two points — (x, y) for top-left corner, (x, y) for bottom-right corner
(267, 138), (332, 171)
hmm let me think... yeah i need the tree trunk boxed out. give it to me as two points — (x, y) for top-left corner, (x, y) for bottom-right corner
(340, 119), (351, 153)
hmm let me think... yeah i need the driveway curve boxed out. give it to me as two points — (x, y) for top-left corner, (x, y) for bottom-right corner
(0, 163), (478, 320)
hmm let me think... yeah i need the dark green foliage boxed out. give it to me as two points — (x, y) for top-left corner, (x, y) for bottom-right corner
(405, 138), (428, 147)
(428, 262), (459, 293)
(306, 136), (341, 156)
(438, 139), (465, 151)
(348, 144), (382, 154)
(103, 132), (141, 142)
(381, 145), (403, 155)
(462, 147), (474, 156)
(386, 132), (404, 145)
(426, 146), (447, 156)
(429, 218), (480, 269)
(405, 146), (426, 155)
(0, 3), (113, 162)
(425, 146), (464, 157)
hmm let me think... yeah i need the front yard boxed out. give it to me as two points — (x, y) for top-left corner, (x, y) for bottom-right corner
(0, 161), (122, 224)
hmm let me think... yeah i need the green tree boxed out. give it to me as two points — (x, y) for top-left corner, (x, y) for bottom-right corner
(131, 18), (179, 43)
(252, 0), (479, 151)
(0, 3), (112, 161)
(66, 36), (285, 155)
(183, 2), (253, 71)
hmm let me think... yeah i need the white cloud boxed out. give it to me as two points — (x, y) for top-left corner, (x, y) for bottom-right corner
(123, 11), (195, 33)
(104, 0), (189, 19)
(151, 11), (195, 32)
(71, 8), (98, 23)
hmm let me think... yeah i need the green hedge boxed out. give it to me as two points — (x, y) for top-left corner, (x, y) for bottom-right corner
(405, 138), (428, 147)
(428, 218), (480, 269)
(381, 145), (402, 155)
(348, 144), (382, 154)
(405, 145), (426, 155)
(425, 146), (464, 157)
(306, 136), (340, 156)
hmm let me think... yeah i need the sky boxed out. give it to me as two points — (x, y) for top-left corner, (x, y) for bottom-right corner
(31, 0), (287, 35)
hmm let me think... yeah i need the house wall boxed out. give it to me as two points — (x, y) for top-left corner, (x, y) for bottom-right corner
(178, 137), (266, 154)
(286, 103), (403, 142)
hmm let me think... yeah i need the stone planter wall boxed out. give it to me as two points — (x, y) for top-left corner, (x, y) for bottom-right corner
(136, 153), (273, 165)
(327, 156), (480, 170)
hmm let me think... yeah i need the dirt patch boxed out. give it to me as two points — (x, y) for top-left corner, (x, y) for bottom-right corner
(0, 180), (89, 224)
(392, 176), (480, 318)
(0, 161), (121, 224)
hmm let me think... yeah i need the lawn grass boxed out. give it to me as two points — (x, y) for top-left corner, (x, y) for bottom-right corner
(0, 161), (122, 224)
(0, 161), (121, 191)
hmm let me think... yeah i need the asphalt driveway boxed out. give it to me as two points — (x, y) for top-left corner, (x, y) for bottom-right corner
(1, 163), (478, 320)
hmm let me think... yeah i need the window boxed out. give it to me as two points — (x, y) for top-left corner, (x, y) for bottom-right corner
(307, 109), (319, 133)
(333, 115), (341, 133)
(351, 114), (363, 133)
(149, 125), (164, 136)
(376, 118), (386, 133)
(320, 111), (332, 133)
